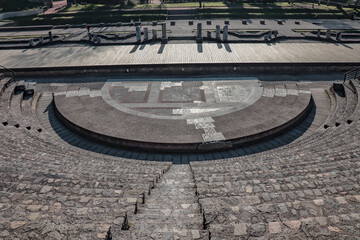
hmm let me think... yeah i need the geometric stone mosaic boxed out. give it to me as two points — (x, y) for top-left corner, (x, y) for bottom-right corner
(100, 78), (262, 142)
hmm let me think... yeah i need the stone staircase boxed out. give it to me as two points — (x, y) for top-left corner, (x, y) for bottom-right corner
(117, 165), (209, 239)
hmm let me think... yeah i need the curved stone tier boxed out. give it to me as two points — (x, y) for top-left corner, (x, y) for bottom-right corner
(53, 79), (312, 152)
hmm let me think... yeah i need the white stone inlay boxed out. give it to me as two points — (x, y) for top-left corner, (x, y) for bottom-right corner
(299, 90), (312, 94)
(262, 88), (275, 97)
(173, 108), (221, 115)
(287, 89), (299, 96)
(61, 89), (102, 98)
(160, 81), (183, 90)
(54, 92), (66, 96)
(186, 117), (225, 142)
(187, 117), (215, 124)
(275, 88), (287, 97)
(202, 132), (226, 142)
(101, 78), (262, 120)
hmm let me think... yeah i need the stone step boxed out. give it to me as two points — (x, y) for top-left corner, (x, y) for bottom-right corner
(120, 165), (205, 238)
(131, 212), (202, 225)
(141, 203), (200, 211)
(118, 228), (209, 240)
(200, 194), (360, 226)
(136, 206), (200, 217)
(208, 212), (359, 239)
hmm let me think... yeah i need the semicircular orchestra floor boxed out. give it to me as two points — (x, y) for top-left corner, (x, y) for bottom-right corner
(51, 76), (315, 154)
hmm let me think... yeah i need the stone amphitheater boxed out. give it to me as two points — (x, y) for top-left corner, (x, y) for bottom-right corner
(0, 66), (360, 240)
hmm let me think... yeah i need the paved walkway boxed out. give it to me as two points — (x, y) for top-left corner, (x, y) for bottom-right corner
(1, 42), (360, 69)
(0, 19), (358, 39)
(44, 0), (67, 14)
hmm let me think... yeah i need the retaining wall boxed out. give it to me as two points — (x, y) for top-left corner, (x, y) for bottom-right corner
(0, 9), (43, 21)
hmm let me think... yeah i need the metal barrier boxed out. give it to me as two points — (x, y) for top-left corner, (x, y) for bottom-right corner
(344, 66), (360, 82)
(0, 65), (15, 79)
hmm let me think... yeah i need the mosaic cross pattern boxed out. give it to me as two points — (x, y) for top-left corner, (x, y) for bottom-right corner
(101, 78), (263, 142)
(101, 78), (263, 120)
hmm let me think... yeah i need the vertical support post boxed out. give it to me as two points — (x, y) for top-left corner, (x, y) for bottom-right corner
(136, 26), (141, 42)
(161, 23), (167, 43)
(48, 31), (53, 41)
(223, 25), (228, 42)
(196, 23), (203, 43)
(144, 28), (148, 41)
(216, 25), (220, 40)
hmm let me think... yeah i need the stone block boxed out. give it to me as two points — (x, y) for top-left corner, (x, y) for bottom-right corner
(25, 86), (35, 96)
(215, 25), (221, 40)
(284, 220), (301, 230)
(136, 26), (141, 42)
(223, 25), (228, 41)
(152, 29), (157, 40)
(48, 31), (53, 41)
(16, 80), (26, 91)
(234, 223), (247, 236)
(10, 221), (27, 230)
(269, 222), (282, 234)
(144, 28), (149, 41)
(326, 30), (331, 39)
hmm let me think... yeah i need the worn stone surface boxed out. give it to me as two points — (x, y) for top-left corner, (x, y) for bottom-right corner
(116, 165), (208, 238)
(190, 80), (360, 239)
(0, 78), (172, 238)
(2, 43), (360, 69)
(55, 79), (311, 152)
(0, 73), (360, 240)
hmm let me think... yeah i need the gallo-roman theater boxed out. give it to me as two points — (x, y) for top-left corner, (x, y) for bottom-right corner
(0, 1), (360, 239)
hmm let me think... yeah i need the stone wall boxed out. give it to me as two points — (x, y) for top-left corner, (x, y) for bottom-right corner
(7, 62), (359, 77)
(0, 8), (43, 21)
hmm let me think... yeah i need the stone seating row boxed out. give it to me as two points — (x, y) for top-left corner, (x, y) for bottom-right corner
(279, 81), (358, 152)
(0, 80), (172, 239)
(240, 81), (356, 157)
(0, 139), (170, 238)
(192, 152), (360, 237)
(189, 82), (360, 238)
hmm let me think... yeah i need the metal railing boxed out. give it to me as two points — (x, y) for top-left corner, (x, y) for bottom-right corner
(344, 66), (360, 83)
(0, 64), (15, 80)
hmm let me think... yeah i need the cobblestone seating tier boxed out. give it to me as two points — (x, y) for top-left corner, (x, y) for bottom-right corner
(189, 81), (360, 239)
(227, 81), (358, 161)
(0, 82), (16, 122)
(0, 82), (172, 239)
(0, 132), (171, 239)
(0, 77), (13, 93)
(191, 142), (360, 238)
(21, 81), (329, 162)
(1, 79), (359, 238)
